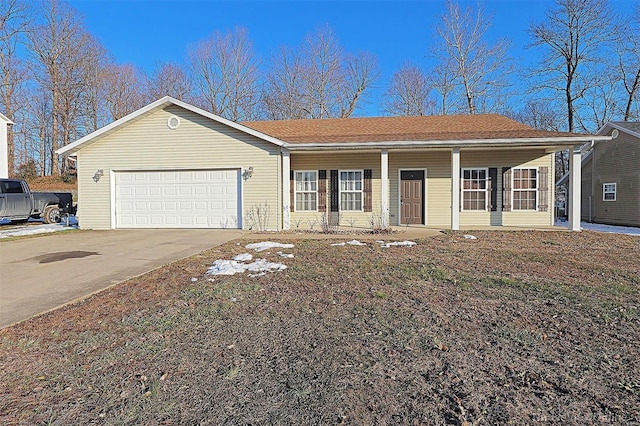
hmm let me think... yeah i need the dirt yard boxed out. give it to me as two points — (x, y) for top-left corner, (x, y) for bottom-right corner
(26, 176), (77, 193)
(1, 230), (638, 425)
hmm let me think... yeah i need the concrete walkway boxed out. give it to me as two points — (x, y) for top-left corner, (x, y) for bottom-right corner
(0, 229), (243, 328)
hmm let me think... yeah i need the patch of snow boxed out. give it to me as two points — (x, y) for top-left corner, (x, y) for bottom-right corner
(331, 240), (367, 247)
(206, 258), (288, 276)
(190, 277), (198, 282)
(277, 251), (294, 258)
(580, 222), (640, 236)
(248, 272), (266, 278)
(381, 240), (417, 248)
(206, 260), (248, 276)
(0, 222), (78, 239)
(233, 253), (253, 261)
(245, 241), (295, 252)
(555, 219), (640, 236)
(463, 234), (478, 240)
(375, 240), (385, 244)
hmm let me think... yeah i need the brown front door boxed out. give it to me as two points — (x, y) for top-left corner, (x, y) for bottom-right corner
(400, 170), (424, 224)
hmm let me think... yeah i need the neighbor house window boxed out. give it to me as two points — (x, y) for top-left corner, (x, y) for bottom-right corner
(603, 183), (616, 201)
(462, 168), (488, 211)
(340, 170), (363, 211)
(295, 171), (318, 211)
(512, 168), (537, 210)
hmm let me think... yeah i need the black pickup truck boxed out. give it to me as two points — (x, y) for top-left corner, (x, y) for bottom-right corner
(0, 178), (75, 224)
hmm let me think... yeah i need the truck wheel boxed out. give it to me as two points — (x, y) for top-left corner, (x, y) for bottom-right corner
(43, 205), (61, 224)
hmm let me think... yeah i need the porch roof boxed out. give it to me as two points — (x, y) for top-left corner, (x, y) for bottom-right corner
(243, 114), (606, 148)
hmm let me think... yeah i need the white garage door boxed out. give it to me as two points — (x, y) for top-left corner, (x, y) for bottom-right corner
(115, 170), (241, 229)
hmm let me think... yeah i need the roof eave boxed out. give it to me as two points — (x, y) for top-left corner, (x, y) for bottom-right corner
(597, 122), (640, 139)
(284, 135), (611, 151)
(0, 112), (13, 124)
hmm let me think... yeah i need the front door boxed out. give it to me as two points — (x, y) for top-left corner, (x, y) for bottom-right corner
(400, 170), (424, 224)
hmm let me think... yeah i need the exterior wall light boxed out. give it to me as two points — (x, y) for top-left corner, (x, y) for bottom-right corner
(93, 169), (104, 182)
(243, 167), (254, 180)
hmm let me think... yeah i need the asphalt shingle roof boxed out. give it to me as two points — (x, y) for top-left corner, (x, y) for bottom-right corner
(242, 114), (578, 144)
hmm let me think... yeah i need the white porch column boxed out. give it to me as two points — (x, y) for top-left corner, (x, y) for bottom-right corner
(282, 149), (290, 231)
(568, 144), (582, 231)
(381, 149), (389, 229)
(451, 148), (460, 231)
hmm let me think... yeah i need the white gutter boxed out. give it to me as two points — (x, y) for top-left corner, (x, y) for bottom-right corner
(283, 135), (612, 151)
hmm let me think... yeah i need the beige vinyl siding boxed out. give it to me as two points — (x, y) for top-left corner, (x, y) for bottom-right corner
(389, 151), (450, 226)
(290, 152), (381, 230)
(77, 105), (281, 230)
(388, 149), (554, 227)
(591, 132), (640, 226)
(460, 150), (554, 227)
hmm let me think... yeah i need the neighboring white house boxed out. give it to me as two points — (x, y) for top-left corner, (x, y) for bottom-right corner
(0, 112), (13, 179)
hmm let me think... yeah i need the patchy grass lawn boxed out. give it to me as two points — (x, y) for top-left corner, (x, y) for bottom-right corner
(1, 231), (639, 425)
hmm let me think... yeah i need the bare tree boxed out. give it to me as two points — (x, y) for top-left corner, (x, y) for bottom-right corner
(146, 62), (192, 101)
(577, 70), (620, 131)
(78, 35), (111, 133)
(189, 27), (260, 121)
(262, 25), (378, 119)
(26, 0), (96, 175)
(433, 0), (512, 114)
(529, 0), (617, 132)
(384, 63), (435, 116)
(261, 46), (306, 120)
(340, 52), (379, 118)
(509, 99), (564, 132)
(303, 25), (345, 118)
(614, 4), (640, 121)
(102, 63), (148, 121)
(429, 59), (459, 115)
(0, 0), (30, 176)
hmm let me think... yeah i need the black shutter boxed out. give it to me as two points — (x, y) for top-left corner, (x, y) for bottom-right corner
(290, 170), (295, 212)
(330, 170), (339, 212)
(502, 167), (512, 212)
(318, 170), (327, 212)
(489, 168), (498, 212)
(363, 169), (372, 212)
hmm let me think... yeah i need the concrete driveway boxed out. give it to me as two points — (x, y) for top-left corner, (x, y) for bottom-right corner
(0, 229), (243, 328)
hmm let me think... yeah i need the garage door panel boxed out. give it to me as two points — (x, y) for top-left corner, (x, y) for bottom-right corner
(115, 170), (240, 229)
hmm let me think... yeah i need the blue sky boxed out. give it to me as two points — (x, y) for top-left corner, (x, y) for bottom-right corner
(67, 0), (637, 116)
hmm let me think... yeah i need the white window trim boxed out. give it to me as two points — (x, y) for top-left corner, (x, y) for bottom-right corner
(294, 170), (318, 212)
(603, 182), (616, 201)
(339, 169), (364, 212)
(461, 167), (489, 212)
(512, 167), (539, 211)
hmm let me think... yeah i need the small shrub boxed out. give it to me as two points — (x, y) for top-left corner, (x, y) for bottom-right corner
(368, 207), (391, 234)
(306, 217), (318, 230)
(320, 211), (340, 234)
(15, 159), (38, 180)
(244, 201), (271, 231)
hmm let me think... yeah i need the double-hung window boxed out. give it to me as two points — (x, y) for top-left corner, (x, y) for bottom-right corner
(512, 168), (537, 210)
(339, 170), (363, 211)
(462, 168), (487, 211)
(295, 171), (318, 211)
(603, 183), (616, 201)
